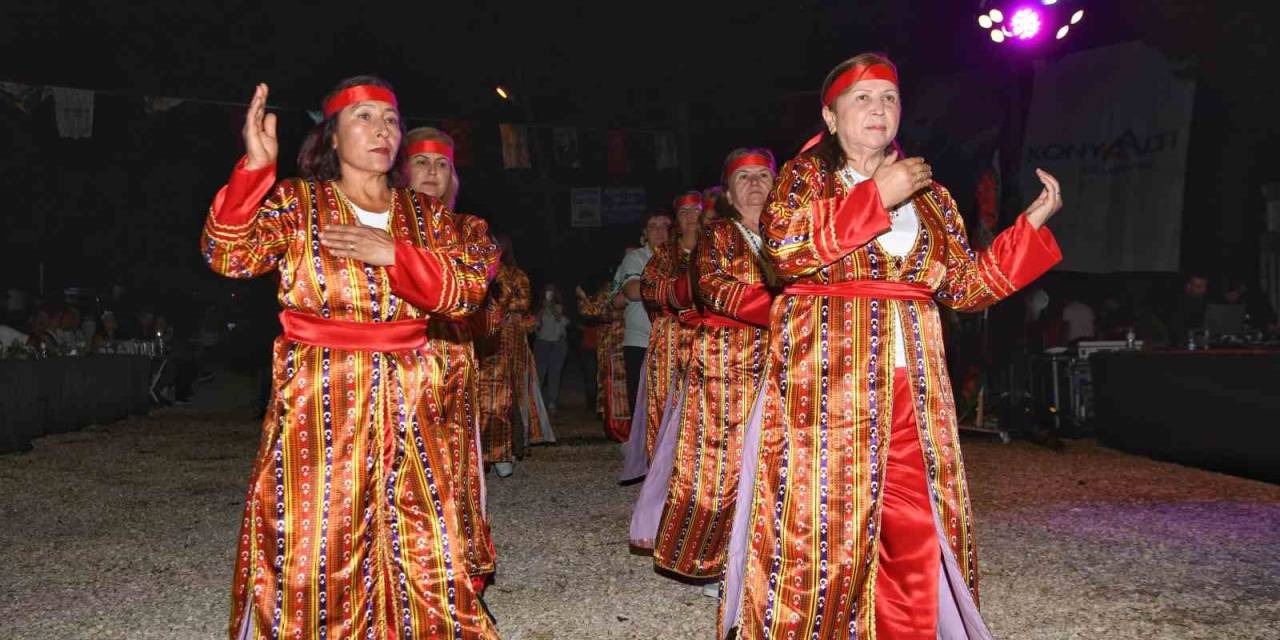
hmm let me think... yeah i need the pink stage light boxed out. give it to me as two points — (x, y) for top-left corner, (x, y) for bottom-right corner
(1010, 8), (1042, 40)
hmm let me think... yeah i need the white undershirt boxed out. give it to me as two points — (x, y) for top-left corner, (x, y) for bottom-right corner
(349, 202), (390, 231)
(841, 166), (921, 368)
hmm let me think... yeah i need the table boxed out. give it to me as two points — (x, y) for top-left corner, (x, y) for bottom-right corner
(1090, 350), (1280, 484)
(0, 355), (152, 453)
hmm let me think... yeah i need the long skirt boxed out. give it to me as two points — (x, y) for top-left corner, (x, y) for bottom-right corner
(720, 368), (990, 639)
(651, 323), (765, 578)
(425, 322), (496, 578)
(231, 339), (497, 639)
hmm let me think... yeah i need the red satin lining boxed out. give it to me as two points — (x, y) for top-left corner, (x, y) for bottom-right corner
(322, 85), (399, 118)
(279, 310), (427, 351)
(823, 63), (899, 107)
(406, 139), (454, 162)
(875, 368), (940, 638)
(783, 281), (933, 301)
(700, 313), (756, 330)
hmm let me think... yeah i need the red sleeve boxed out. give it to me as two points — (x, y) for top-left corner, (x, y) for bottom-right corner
(386, 241), (450, 311)
(736, 284), (772, 327)
(671, 271), (694, 309)
(208, 156), (276, 231)
(810, 179), (892, 265)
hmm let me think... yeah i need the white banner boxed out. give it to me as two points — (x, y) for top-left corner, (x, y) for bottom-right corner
(1020, 42), (1194, 272)
(570, 187), (602, 228)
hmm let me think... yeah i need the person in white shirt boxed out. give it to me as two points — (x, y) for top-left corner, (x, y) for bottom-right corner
(1062, 296), (1096, 342)
(612, 212), (672, 411)
(533, 283), (571, 413)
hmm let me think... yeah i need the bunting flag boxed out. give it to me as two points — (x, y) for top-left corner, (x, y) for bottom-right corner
(655, 130), (679, 170)
(143, 96), (185, 115)
(499, 123), (531, 169)
(974, 149), (999, 249)
(553, 127), (581, 168)
(49, 86), (94, 139)
(607, 129), (628, 177)
(976, 149), (999, 231)
(0, 82), (46, 113)
(443, 119), (472, 166)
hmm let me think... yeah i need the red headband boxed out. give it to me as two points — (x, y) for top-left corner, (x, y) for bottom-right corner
(673, 194), (703, 210)
(723, 153), (775, 181)
(322, 84), (399, 119)
(406, 139), (455, 162)
(822, 63), (898, 107)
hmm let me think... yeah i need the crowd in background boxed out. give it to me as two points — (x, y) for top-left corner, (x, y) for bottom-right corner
(1, 283), (224, 405)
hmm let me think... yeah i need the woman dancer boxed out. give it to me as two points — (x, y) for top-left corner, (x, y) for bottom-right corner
(202, 79), (498, 638)
(725, 53), (1063, 639)
(403, 126), (497, 589)
(619, 192), (706, 481)
(632, 150), (778, 597)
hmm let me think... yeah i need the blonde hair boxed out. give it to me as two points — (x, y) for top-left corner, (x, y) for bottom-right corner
(404, 127), (458, 206)
(404, 126), (455, 149)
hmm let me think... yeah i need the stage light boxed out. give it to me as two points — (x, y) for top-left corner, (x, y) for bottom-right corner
(495, 86), (510, 100)
(977, 1), (1087, 46)
(1010, 8), (1042, 39)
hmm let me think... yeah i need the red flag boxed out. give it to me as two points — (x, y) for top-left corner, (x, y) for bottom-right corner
(607, 129), (628, 177)
(442, 119), (472, 166)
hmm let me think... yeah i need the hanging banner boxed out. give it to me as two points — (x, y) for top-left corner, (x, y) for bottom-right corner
(607, 129), (628, 177)
(554, 127), (581, 168)
(0, 82), (46, 113)
(570, 187), (602, 228)
(143, 96), (185, 115)
(50, 86), (94, 139)
(1019, 41), (1194, 273)
(439, 120), (471, 166)
(602, 187), (646, 225)
(655, 131), (679, 170)
(499, 123), (531, 169)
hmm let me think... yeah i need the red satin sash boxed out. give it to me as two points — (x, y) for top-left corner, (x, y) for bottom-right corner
(279, 310), (428, 351)
(700, 313), (759, 330)
(783, 280), (934, 301)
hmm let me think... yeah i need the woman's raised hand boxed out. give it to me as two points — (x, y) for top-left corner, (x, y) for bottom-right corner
(1024, 168), (1063, 229)
(871, 150), (932, 210)
(242, 83), (279, 170)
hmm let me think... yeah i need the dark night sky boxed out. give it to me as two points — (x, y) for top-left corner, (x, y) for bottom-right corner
(2, 1), (1279, 309)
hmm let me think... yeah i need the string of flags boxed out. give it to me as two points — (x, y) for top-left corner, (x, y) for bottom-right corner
(0, 80), (683, 174)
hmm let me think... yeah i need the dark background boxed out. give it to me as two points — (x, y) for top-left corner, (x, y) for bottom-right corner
(2, 0), (1277, 311)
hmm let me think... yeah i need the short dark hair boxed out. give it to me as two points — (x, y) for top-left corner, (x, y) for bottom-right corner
(297, 75), (405, 186)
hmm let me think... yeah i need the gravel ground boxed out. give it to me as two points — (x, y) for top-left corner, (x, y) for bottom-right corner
(0, 371), (1276, 639)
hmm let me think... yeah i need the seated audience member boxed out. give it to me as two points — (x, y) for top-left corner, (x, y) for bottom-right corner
(1061, 294), (1096, 342)
(1219, 277), (1277, 333)
(1168, 272), (1208, 346)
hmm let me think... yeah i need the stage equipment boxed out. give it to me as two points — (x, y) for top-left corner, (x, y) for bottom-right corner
(977, 0), (1086, 45)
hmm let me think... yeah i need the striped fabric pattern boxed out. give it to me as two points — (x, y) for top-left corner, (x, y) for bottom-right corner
(737, 156), (1017, 638)
(202, 178), (499, 640)
(653, 220), (770, 578)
